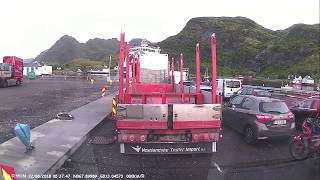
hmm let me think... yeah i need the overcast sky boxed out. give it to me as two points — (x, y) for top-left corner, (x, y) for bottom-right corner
(0, 0), (319, 59)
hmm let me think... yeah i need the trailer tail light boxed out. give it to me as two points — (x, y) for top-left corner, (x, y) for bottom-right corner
(193, 134), (199, 141)
(256, 114), (273, 123)
(119, 134), (147, 143)
(129, 135), (136, 142)
(209, 133), (216, 140)
(122, 135), (128, 142)
(192, 133), (218, 142)
(203, 134), (209, 141)
(140, 135), (146, 142)
(288, 113), (295, 121)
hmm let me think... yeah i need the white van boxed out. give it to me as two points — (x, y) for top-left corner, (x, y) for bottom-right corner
(217, 78), (242, 98)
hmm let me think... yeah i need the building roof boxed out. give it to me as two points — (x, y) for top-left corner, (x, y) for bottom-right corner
(24, 62), (38, 67)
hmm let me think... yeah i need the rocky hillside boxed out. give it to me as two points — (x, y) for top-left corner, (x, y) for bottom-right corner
(35, 35), (119, 64)
(157, 17), (319, 78)
(35, 17), (319, 78)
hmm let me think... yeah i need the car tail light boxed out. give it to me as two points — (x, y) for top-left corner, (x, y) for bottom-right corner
(256, 114), (273, 123)
(288, 113), (295, 121)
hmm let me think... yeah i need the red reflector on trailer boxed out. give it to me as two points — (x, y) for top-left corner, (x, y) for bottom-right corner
(122, 135), (128, 142)
(140, 135), (146, 142)
(203, 133), (209, 141)
(210, 133), (216, 140)
(193, 134), (199, 141)
(129, 135), (135, 142)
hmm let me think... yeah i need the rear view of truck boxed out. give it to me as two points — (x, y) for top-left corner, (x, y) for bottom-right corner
(114, 33), (223, 154)
(0, 56), (23, 88)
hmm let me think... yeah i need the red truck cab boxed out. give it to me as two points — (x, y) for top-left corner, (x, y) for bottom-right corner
(0, 56), (23, 87)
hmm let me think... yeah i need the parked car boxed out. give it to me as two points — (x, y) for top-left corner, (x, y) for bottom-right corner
(217, 78), (242, 98)
(230, 87), (271, 99)
(291, 97), (320, 131)
(223, 95), (295, 144)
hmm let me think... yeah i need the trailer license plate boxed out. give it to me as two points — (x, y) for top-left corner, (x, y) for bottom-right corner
(273, 120), (286, 125)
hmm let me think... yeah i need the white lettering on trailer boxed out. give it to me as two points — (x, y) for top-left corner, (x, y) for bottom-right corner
(170, 148), (185, 152)
(141, 148), (169, 153)
(185, 147), (201, 152)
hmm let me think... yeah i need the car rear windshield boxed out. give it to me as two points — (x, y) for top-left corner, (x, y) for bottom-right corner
(226, 81), (240, 88)
(256, 91), (271, 97)
(259, 101), (290, 114)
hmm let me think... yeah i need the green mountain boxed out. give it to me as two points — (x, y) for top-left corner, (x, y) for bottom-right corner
(157, 17), (319, 79)
(35, 35), (120, 64)
(35, 17), (319, 79)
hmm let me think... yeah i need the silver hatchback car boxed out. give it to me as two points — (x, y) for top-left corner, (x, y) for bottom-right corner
(223, 95), (296, 144)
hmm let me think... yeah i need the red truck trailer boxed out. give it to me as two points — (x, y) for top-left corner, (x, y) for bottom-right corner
(0, 56), (23, 88)
(113, 33), (223, 154)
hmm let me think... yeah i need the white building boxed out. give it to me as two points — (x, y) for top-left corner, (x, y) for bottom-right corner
(23, 62), (52, 76)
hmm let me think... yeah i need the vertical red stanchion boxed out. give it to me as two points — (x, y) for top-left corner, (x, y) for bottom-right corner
(180, 54), (184, 101)
(125, 43), (130, 103)
(168, 57), (171, 83)
(196, 43), (201, 94)
(118, 33), (125, 103)
(125, 43), (130, 94)
(211, 33), (217, 104)
(132, 55), (136, 83)
(171, 58), (175, 84)
(136, 55), (140, 83)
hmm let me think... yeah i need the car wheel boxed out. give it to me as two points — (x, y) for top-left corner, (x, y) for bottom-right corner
(16, 80), (21, 85)
(244, 126), (256, 144)
(2, 80), (8, 88)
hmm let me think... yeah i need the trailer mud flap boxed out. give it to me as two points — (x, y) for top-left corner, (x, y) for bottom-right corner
(120, 142), (216, 154)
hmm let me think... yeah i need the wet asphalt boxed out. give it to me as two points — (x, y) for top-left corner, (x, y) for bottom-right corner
(52, 118), (320, 180)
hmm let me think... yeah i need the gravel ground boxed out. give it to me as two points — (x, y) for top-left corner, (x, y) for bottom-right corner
(0, 77), (117, 144)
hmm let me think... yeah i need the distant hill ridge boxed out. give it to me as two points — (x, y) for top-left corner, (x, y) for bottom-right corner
(35, 17), (319, 78)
